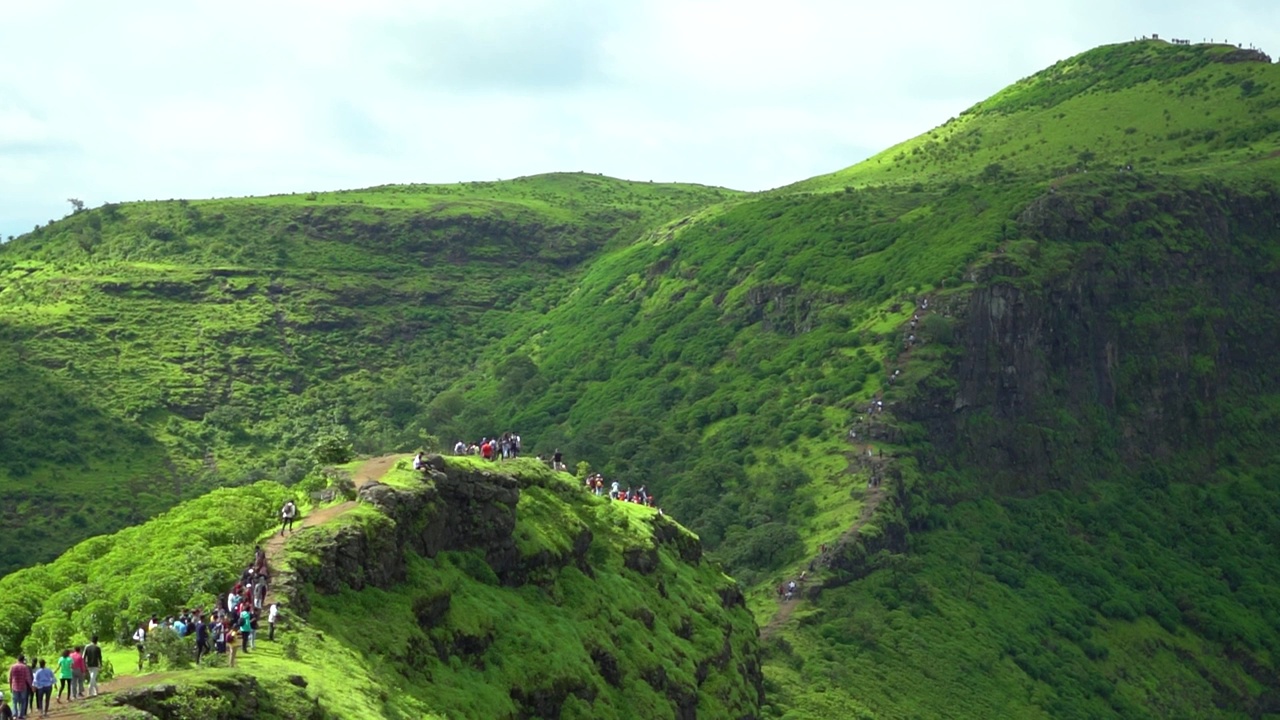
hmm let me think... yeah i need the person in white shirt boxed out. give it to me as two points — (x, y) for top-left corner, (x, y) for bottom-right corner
(268, 602), (280, 641)
(132, 623), (147, 671)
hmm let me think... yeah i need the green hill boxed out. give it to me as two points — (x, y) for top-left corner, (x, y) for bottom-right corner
(0, 173), (739, 572)
(4, 38), (1280, 718)
(793, 40), (1280, 192)
(0, 456), (762, 719)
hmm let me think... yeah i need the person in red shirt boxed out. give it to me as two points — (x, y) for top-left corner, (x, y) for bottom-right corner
(7, 655), (32, 718)
(70, 648), (87, 700)
(481, 441), (493, 460)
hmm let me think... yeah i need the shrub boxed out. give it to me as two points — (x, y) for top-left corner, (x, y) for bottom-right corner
(282, 634), (301, 661)
(147, 626), (194, 670)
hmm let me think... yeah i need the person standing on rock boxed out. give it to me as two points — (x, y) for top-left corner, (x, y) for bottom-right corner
(280, 499), (297, 535)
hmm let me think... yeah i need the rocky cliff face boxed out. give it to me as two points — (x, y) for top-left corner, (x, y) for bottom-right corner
(280, 458), (765, 720)
(907, 178), (1280, 496)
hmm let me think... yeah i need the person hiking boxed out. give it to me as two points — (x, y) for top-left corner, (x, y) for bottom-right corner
(226, 630), (238, 668)
(280, 500), (297, 535)
(132, 623), (147, 672)
(69, 648), (84, 700)
(53, 653), (71, 704)
(239, 609), (253, 653)
(268, 602), (280, 641)
(8, 655), (31, 719)
(552, 449), (564, 471)
(31, 661), (52, 718)
(194, 616), (210, 666)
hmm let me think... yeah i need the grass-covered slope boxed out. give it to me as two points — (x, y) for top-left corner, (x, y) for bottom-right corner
(4, 38), (1280, 719)
(794, 40), (1280, 192)
(0, 173), (737, 571)
(0, 456), (762, 719)
(416, 42), (1280, 718)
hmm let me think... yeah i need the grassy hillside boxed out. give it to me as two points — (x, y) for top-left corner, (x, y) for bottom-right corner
(0, 173), (737, 572)
(793, 41), (1280, 193)
(0, 457), (762, 719)
(419, 41), (1280, 717)
(3, 38), (1280, 718)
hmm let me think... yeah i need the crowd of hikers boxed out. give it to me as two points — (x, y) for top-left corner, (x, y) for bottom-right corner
(5, 639), (103, 718)
(0, 443), (679, 717)
(434, 433), (570, 471)
(449, 432), (524, 462)
(128, 535), (283, 676)
(0, 501), (301, 717)
(582, 474), (659, 508)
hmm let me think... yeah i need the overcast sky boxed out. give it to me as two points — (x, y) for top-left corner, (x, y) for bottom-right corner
(1, 0), (1277, 237)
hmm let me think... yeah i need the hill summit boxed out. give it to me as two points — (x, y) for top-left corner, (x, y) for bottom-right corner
(796, 38), (1280, 192)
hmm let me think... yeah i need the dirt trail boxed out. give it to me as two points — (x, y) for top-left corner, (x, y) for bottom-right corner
(761, 298), (932, 641)
(40, 671), (177, 718)
(38, 455), (409, 717)
(261, 454), (405, 601)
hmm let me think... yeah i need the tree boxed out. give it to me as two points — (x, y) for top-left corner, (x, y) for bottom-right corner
(67, 198), (85, 214)
(312, 426), (354, 465)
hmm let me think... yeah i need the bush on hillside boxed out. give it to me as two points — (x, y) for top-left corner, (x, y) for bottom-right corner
(313, 427), (354, 465)
(147, 626), (194, 670)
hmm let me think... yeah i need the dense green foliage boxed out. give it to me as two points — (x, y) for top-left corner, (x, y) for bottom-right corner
(0, 459), (760, 719)
(0, 174), (735, 571)
(4, 39), (1280, 718)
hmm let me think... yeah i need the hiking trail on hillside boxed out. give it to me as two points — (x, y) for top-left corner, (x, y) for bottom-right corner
(260, 454), (404, 603)
(760, 298), (933, 641)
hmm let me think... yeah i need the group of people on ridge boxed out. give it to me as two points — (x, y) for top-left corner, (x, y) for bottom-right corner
(451, 432), (522, 461)
(130, 543), (281, 673)
(582, 474), (658, 507)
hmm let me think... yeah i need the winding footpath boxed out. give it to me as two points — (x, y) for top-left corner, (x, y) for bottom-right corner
(39, 455), (406, 718)
(760, 298), (935, 641)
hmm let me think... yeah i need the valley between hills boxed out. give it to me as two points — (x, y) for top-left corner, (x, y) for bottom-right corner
(3, 39), (1280, 718)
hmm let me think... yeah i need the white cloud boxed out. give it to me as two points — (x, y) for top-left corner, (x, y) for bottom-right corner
(0, 0), (1278, 237)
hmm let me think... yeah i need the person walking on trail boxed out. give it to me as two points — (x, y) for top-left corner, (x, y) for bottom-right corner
(552, 449), (564, 471)
(195, 616), (210, 666)
(8, 655), (31, 719)
(280, 500), (298, 535)
(53, 652), (71, 704)
(69, 647), (84, 700)
(32, 661), (52, 718)
(226, 630), (238, 668)
(83, 637), (102, 698)
(239, 609), (253, 654)
(268, 602), (280, 641)
(132, 623), (147, 672)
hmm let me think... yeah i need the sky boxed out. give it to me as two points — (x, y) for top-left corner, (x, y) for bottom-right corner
(1, 0), (1278, 237)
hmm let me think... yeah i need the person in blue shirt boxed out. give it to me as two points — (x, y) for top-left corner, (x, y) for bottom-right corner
(32, 659), (53, 716)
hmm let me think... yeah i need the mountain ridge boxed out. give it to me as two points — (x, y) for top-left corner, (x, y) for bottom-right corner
(4, 39), (1280, 718)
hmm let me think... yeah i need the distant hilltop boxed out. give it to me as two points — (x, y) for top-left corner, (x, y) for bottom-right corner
(1136, 33), (1272, 62)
